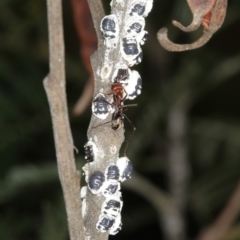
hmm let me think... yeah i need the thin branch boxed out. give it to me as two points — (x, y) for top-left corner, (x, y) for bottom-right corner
(73, 75), (94, 116)
(83, 0), (153, 238)
(44, 0), (84, 239)
(82, 0), (124, 238)
(196, 180), (240, 240)
(161, 94), (191, 240)
(221, 223), (240, 240)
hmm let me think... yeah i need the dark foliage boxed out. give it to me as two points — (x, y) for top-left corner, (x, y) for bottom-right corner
(1, 0), (240, 239)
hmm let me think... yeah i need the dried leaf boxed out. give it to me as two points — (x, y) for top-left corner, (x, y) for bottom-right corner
(157, 0), (228, 52)
(173, 0), (217, 32)
(70, 0), (97, 115)
(70, 0), (98, 73)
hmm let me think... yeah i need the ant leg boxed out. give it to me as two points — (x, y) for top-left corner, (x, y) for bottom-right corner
(122, 87), (129, 102)
(122, 113), (136, 156)
(93, 97), (114, 108)
(105, 91), (112, 96)
(92, 119), (112, 129)
(123, 113), (136, 131)
(123, 104), (138, 110)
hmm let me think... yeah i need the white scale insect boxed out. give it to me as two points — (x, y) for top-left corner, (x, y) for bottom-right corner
(102, 163), (121, 197)
(125, 16), (148, 45)
(84, 140), (97, 163)
(120, 37), (142, 66)
(100, 14), (119, 48)
(97, 193), (123, 234)
(128, 0), (153, 18)
(102, 180), (121, 197)
(96, 214), (115, 232)
(125, 70), (142, 100)
(117, 157), (133, 182)
(101, 192), (123, 218)
(92, 93), (113, 120)
(94, 158), (133, 233)
(112, 65), (142, 100)
(105, 163), (120, 181)
(88, 171), (105, 194)
(109, 214), (122, 235)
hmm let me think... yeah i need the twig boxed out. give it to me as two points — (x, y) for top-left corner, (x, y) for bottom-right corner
(81, 0), (124, 238)
(221, 222), (240, 240)
(82, 0), (155, 238)
(196, 180), (240, 240)
(161, 94), (191, 240)
(73, 75), (94, 116)
(44, 0), (84, 239)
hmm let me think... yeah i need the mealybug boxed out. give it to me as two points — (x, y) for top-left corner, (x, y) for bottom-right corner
(125, 17), (146, 43)
(129, 0), (153, 18)
(125, 70), (142, 100)
(102, 181), (120, 196)
(88, 171), (105, 194)
(117, 157), (133, 181)
(102, 194), (123, 218)
(109, 214), (122, 235)
(92, 93), (112, 120)
(84, 141), (97, 163)
(96, 214), (115, 232)
(100, 14), (119, 47)
(105, 164), (120, 181)
(120, 37), (142, 66)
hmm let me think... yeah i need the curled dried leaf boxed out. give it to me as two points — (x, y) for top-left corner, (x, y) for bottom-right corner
(173, 0), (216, 32)
(157, 0), (228, 52)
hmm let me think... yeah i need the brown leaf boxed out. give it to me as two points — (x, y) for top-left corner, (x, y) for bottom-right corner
(173, 0), (217, 32)
(70, 0), (98, 115)
(70, 0), (98, 73)
(157, 0), (228, 52)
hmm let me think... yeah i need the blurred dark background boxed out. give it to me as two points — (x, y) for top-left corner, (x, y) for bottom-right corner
(1, 0), (240, 239)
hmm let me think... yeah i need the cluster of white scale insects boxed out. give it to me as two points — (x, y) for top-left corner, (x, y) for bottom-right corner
(82, 141), (133, 234)
(81, 0), (153, 235)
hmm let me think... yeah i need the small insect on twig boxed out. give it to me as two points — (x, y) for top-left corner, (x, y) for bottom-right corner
(92, 66), (142, 154)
